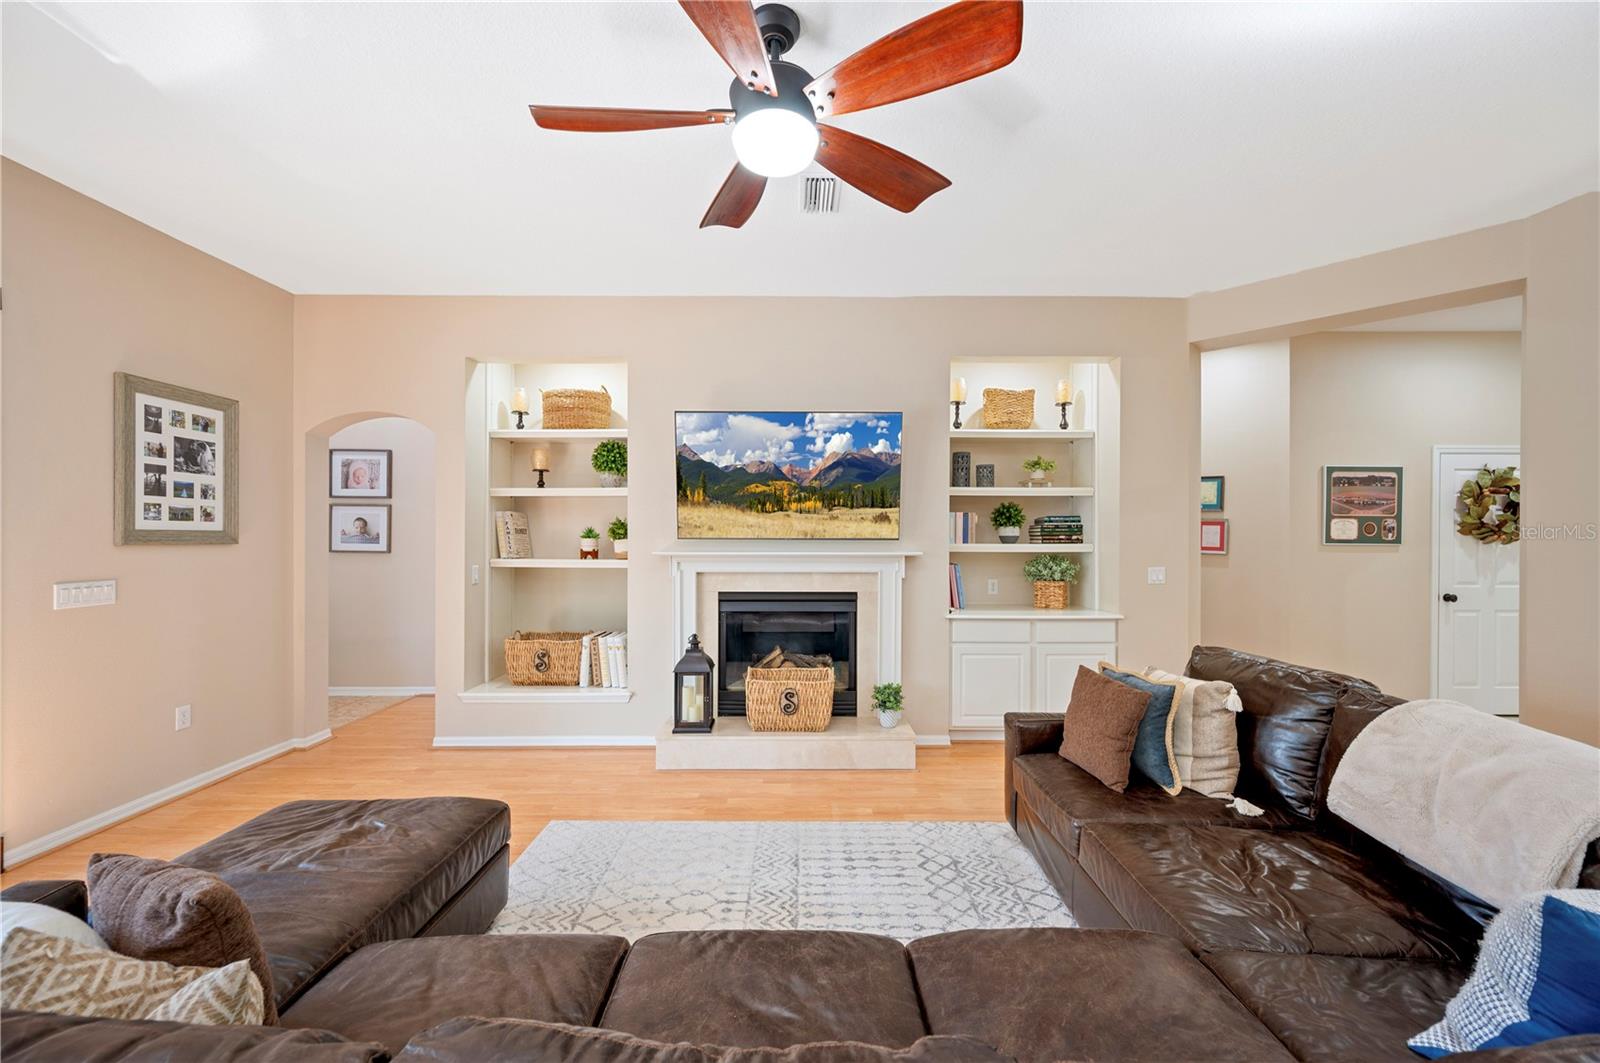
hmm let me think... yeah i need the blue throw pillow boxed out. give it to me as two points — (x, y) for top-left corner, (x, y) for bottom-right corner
(1410, 890), (1600, 1056)
(1098, 664), (1181, 795)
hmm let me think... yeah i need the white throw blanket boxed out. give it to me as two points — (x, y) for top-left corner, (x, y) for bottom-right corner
(1327, 699), (1600, 910)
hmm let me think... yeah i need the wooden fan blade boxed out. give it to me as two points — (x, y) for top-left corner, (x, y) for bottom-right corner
(700, 164), (767, 228)
(530, 106), (732, 132)
(805, 0), (1022, 118)
(679, 1), (778, 97)
(815, 124), (951, 213)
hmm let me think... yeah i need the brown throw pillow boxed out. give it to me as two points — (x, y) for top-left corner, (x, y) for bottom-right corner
(87, 853), (277, 1024)
(1059, 666), (1151, 792)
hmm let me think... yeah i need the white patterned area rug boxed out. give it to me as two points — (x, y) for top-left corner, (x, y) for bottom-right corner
(489, 820), (1074, 942)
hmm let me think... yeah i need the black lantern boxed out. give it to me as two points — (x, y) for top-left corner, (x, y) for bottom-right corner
(673, 634), (715, 734)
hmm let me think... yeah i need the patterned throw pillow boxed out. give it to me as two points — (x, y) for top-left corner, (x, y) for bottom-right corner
(1099, 664), (1182, 795)
(1145, 666), (1243, 798)
(1410, 890), (1600, 1056)
(1059, 666), (1150, 793)
(87, 852), (278, 1023)
(1, 927), (264, 1025)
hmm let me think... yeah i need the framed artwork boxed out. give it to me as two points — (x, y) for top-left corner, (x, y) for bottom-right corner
(115, 373), (239, 544)
(1200, 518), (1229, 555)
(1323, 465), (1402, 545)
(330, 504), (392, 553)
(1200, 475), (1225, 512)
(331, 449), (393, 498)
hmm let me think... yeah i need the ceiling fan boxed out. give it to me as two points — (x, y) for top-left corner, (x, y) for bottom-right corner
(530, 0), (1023, 228)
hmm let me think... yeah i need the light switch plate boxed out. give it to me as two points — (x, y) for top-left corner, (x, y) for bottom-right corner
(1146, 566), (1167, 585)
(470, 564), (481, 585)
(54, 579), (117, 610)
(986, 579), (999, 595)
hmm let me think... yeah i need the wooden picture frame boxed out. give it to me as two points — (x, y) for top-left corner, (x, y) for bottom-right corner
(114, 373), (240, 545)
(330, 503), (392, 553)
(1200, 518), (1229, 555)
(1322, 465), (1403, 545)
(1200, 475), (1225, 512)
(330, 448), (393, 498)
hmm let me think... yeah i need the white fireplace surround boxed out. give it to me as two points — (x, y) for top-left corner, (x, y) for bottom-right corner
(657, 550), (921, 690)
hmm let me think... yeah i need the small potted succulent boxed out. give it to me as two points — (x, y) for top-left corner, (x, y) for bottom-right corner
(990, 501), (1025, 545)
(592, 439), (628, 488)
(607, 517), (629, 560)
(1022, 455), (1056, 485)
(1024, 553), (1081, 609)
(579, 526), (600, 559)
(872, 682), (904, 730)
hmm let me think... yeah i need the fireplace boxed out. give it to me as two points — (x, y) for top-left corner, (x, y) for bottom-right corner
(717, 592), (858, 716)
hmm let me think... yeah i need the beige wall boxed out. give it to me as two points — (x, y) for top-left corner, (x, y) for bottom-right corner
(1189, 193), (1598, 744)
(1, 161), (294, 853)
(1199, 342), (1293, 660)
(291, 298), (1195, 742)
(327, 417), (435, 690)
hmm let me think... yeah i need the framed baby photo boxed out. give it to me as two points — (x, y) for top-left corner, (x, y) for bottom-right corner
(330, 449), (392, 498)
(330, 504), (391, 553)
(114, 372), (239, 544)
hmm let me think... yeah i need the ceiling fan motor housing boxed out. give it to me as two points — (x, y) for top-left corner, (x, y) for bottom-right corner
(730, 59), (816, 125)
(754, 3), (801, 58)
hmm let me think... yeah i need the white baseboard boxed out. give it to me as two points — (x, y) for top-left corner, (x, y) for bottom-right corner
(432, 735), (655, 749)
(948, 729), (1004, 742)
(328, 686), (435, 697)
(915, 735), (953, 747)
(5, 730), (331, 870)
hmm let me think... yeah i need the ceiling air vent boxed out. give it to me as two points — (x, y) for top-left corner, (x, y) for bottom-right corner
(801, 176), (841, 214)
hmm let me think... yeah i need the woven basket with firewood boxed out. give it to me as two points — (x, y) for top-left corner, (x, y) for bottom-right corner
(744, 646), (834, 732)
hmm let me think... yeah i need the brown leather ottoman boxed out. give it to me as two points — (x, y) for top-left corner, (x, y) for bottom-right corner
(175, 797), (511, 1010)
(281, 934), (629, 1053)
(908, 928), (1294, 1063)
(599, 930), (927, 1049)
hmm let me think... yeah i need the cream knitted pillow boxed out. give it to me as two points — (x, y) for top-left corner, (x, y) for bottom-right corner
(1145, 667), (1242, 798)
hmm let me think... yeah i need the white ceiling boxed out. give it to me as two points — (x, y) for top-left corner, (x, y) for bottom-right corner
(1338, 296), (1523, 332)
(4, 2), (1596, 297)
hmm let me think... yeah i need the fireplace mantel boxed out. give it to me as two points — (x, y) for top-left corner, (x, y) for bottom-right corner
(658, 548), (919, 687)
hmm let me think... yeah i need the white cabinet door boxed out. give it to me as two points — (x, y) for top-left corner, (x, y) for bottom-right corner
(951, 643), (1029, 729)
(1035, 645), (1115, 714)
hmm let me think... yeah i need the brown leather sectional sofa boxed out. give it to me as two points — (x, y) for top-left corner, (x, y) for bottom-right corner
(1007, 645), (1600, 1062)
(4, 647), (1596, 1060)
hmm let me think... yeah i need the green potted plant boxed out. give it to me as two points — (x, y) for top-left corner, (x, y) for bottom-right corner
(1022, 455), (1056, 485)
(990, 501), (1026, 545)
(871, 682), (904, 730)
(607, 516), (629, 560)
(592, 439), (628, 488)
(1023, 553), (1080, 609)
(579, 525), (599, 559)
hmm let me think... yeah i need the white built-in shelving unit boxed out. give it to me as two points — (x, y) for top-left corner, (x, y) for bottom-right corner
(946, 358), (1121, 733)
(463, 362), (633, 705)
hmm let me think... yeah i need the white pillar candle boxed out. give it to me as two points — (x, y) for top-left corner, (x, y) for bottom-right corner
(1056, 379), (1071, 404)
(531, 448), (550, 470)
(950, 377), (967, 403)
(510, 386), (530, 414)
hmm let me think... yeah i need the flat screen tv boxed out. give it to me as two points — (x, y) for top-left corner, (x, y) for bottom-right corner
(676, 412), (902, 540)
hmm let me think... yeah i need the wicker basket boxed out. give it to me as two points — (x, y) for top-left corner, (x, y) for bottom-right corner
(540, 386), (611, 430)
(745, 665), (834, 732)
(505, 630), (588, 685)
(1032, 580), (1070, 610)
(981, 387), (1034, 429)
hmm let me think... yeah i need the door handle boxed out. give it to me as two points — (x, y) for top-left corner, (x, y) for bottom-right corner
(1442, 593), (1458, 603)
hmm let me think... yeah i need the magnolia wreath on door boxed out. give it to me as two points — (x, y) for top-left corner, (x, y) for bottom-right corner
(1456, 466), (1520, 544)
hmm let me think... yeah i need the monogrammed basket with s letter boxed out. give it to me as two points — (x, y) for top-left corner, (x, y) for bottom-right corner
(505, 631), (588, 686)
(744, 665), (833, 732)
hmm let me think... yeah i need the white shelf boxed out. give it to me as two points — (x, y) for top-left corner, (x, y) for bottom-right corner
(459, 677), (634, 704)
(948, 486), (1094, 497)
(489, 487), (627, 498)
(949, 429), (1094, 441)
(948, 543), (1093, 553)
(490, 428), (628, 440)
(947, 607), (1123, 621)
(489, 558), (628, 569)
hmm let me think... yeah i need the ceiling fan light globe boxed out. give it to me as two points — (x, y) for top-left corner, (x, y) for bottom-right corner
(730, 108), (818, 178)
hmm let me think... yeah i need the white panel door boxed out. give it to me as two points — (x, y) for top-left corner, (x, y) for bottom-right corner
(1434, 448), (1520, 715)
(951, 643), (1029, 728)
(1036, 645), (1115, 714)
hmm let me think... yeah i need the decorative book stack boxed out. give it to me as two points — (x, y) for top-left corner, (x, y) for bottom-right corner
(948, 512), (980, 544)
(1028, 514), (1084, 544)
(579, 630), (629, 688)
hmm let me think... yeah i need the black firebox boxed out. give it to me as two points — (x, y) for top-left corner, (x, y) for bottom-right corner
(717, 591), (857, 716)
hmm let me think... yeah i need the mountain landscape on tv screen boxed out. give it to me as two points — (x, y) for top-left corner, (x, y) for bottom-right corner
(676, 412), (902, 540)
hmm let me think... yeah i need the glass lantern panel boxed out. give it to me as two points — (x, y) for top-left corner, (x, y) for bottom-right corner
(679, 674), (707, 724)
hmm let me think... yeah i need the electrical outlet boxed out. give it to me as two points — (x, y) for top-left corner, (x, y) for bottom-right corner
(1147, 566), (1167, 585)
(986, 579), (999, 595)
(174, 704), (192, 731)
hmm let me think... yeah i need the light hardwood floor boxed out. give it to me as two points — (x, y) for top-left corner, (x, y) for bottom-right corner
(3, 697), (1005, 886)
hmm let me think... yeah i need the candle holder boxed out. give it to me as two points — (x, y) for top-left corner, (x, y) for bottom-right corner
(513, 409), (528, 430)
(1057, 401), (1072, 430)
(950, 400), (965, 430)
(531, 466), (549, 488)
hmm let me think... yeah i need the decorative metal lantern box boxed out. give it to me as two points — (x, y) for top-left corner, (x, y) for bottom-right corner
(673, 633), (715, 734)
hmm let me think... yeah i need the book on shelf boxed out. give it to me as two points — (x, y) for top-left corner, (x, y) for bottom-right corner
(948, 562), (966, 609)
(582, 630), (629, 688)
(948, 511), (980, 544)
(1028, 514), (1084, 544)
(494, 511), (532, 559)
